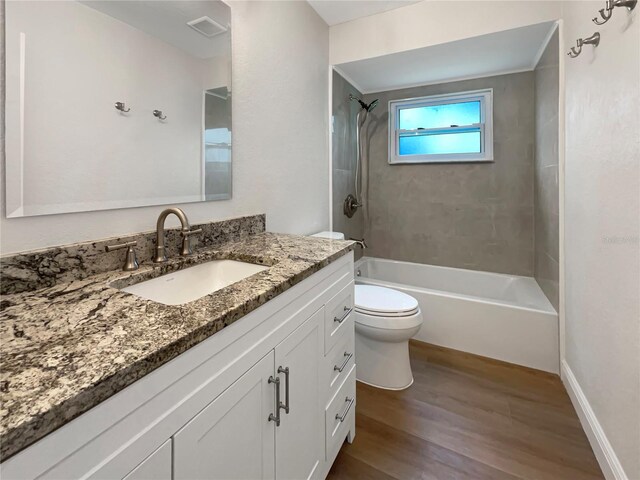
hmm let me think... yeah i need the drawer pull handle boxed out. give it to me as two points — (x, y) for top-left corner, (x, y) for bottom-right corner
(334, 352), (353, 372)
(336, 396), (355, 422)
(268, 376), (281, 427)
(278, 366), (290, 414)
(334, 306), (353, 324)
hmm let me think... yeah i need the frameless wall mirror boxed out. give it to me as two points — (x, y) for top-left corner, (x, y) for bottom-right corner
(4, 0), (232, 218)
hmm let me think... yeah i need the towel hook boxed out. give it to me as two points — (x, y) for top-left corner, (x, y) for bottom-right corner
(593, 0), (614, 24)
(153, 109), (167, 120)
(613, 0), (637, 10)
(568, 32), (600, 58)
(114, 101), (131, 113)
(593, 0), (637, 24)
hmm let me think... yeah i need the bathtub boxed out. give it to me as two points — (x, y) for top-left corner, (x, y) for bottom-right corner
(355, 257), (559, 373)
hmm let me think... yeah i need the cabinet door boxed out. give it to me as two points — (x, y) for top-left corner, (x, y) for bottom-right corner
(122, 440), (171, 480)
(173, 351), (276, 480)
(275, 309), (324, 480)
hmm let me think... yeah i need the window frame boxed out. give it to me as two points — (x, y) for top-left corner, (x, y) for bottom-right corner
(388, 88), (494, 164)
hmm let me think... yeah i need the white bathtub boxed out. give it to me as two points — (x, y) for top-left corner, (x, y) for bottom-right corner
(355, 257), (559, 373)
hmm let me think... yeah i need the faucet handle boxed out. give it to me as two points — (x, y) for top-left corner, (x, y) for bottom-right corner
(105, 241), (139, 271)
(180, 228), (202, 256)
(181, 228), (203, 237)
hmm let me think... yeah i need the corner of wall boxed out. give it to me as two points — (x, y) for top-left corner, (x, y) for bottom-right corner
(561, 361), (630, 480)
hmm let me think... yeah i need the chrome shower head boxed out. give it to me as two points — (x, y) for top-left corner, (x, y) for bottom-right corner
(349, 94), (379, 112)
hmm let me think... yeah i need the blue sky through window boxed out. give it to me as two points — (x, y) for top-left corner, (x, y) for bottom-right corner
(398, 101), (482, 156)
(399, 131), (481, 155)
(399, 101), (481, 130)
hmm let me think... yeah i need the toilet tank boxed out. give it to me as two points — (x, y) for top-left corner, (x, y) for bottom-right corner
(311, 231), (345, 240)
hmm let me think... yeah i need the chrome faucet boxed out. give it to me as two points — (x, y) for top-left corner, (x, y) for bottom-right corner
(153, 208), (202, 263)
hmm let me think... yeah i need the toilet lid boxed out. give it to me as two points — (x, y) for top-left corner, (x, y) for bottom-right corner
(355, 285), (419, 317)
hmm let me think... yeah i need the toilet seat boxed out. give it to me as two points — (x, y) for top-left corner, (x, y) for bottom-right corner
(354, 285), (421, 329)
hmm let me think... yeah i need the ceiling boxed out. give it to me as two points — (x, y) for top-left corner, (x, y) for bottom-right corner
(307, 0), (422, 26)
(81, 0), (230, 59)
(335, 21), (558, 94)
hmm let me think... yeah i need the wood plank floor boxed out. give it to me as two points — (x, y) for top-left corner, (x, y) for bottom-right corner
(327, 341), (604, 480)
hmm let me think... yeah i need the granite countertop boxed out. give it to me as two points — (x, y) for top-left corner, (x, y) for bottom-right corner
(0, 232), (354, 462)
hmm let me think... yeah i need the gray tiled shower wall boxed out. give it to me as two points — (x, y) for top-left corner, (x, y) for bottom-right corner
(332, 71), (365, 256)
(334, 46), (561, 310)
(362, 72), (537, 276)
(533, 30), (560, 311)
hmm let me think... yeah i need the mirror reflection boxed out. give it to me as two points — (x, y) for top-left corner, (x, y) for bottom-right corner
(4, 0), (232, 218)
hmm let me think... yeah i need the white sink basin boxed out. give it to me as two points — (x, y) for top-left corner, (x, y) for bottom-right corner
(122, 260), (269, 306)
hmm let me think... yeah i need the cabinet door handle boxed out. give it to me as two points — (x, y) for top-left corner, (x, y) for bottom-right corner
(278, 366), (290, 414)
(268, 376), (281, 427)
(334, 306), (353, 324)
(334, 352), (353, 372)
(335, 396), (355, 422)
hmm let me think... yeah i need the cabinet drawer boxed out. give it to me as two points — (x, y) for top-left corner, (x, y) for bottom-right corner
(325, 366), (356, 459)
(324, 328), (355, 405)
(324, 282), (354, 354)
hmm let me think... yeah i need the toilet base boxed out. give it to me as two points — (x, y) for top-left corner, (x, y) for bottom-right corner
(356, 377), (414, 391)
(354, 315), (422, 390)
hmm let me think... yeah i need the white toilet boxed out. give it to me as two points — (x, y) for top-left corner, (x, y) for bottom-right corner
(354, 285), (423, 390)
(311, 231), (424, 390)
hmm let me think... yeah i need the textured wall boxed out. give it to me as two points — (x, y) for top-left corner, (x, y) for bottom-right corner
(0, 1), (329, 254)
(363, 72), (535, 275)
(534, 30), (560, 311)
(331, 70), (364, 245)
(562, 1), (640, 477)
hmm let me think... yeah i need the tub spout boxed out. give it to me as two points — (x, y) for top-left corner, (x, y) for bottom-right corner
(350, 238), (368, 249)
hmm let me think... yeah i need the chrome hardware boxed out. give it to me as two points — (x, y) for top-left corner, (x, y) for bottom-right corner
(355, 269), (362, 277)
(593, 0), (614, 24)
(268, 375), (281, 426)
(349, 238), (368, 249)
(343, 194), (361, 218)
(180, 228), (203, 256)
(153, 109), (167, 120)
(568, 32), (600, 58)
(114, 102), (130, 113)
(614, 0), (638, 9)
(105, 241), (139, 271)
(335, 397), (355, 422)
(593, 0), (636, 23)
(334, 306), (353, 324)
(278, 366), (290, 414)
(154, 207), (193, 263)
(334, 352), (353, 373)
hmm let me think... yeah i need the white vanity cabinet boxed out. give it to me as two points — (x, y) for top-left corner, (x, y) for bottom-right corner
(173, 351), (277, 480)
(274, 308), (324, 480)
(123, 440), (172, 480)
(173, 308), (324, 480)
(1, 252), (355, 480)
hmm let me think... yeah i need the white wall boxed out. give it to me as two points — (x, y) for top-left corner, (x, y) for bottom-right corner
(0, 0), (330, 254)
(329, 0), (561, 65)
(561, 1), (640, 479)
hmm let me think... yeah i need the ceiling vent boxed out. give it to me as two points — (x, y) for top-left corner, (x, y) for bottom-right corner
(187, 16), (227, 38)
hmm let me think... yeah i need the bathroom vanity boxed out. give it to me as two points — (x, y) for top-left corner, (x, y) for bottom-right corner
(0, 216), (356, 479)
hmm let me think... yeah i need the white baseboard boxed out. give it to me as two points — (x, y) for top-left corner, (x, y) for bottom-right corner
(561, 360), (628, 480)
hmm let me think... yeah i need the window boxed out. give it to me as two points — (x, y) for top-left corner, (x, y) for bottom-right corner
(388, 89), (493, 164)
